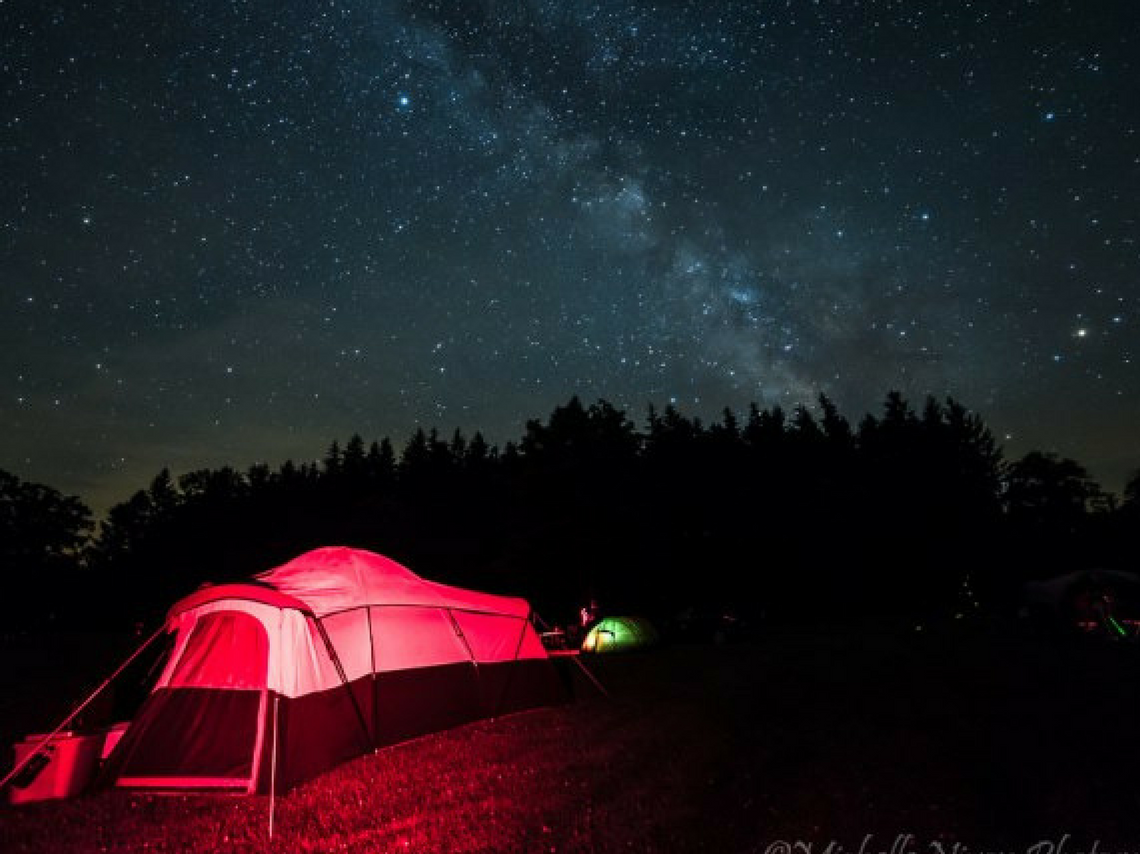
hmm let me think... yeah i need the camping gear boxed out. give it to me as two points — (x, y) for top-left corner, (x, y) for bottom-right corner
(90, 546), (564, 794)
(2, 625), (167, 803)
(581, 616), (659, 653)
(9, 730), (104, 804)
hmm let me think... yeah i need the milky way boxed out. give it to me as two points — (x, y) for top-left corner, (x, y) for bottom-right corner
(2, 1), (1137, 512)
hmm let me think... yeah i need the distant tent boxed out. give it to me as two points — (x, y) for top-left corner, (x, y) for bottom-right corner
(581, 617), (659, 654)
(100, 547), (563, 793)
(1023, 569), (1140, 636)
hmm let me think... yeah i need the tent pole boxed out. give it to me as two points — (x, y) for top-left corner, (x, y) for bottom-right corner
(313, 616), (373, 752)
(492, 610), (533, 718)
(0, 623), (167, 792)
(446, 609), (484, 714)
(366, 607), (378, 751)
(268, 695), (279, 840)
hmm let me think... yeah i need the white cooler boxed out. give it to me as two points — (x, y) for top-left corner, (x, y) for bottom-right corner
(8, 723), (129, 804)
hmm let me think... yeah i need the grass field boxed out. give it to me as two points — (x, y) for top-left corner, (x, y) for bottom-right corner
(2, 628), (1140, 853)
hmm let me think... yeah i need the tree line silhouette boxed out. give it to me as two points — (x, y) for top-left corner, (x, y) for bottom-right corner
(3, 392), (1138, 631)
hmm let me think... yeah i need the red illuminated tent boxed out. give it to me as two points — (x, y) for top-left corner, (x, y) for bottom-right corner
(100, 547), (563, 793)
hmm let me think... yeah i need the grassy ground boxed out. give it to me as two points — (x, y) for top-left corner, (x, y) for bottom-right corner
(2, 627), (1140, 852)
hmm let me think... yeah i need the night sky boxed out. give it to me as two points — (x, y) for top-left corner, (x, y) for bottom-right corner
(2, 1), (1137, 515)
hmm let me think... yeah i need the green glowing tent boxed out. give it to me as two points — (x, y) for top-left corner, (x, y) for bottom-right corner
(581, 617), (659, 654)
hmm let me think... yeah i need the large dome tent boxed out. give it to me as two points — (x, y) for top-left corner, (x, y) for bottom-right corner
(89, 547), (564, 794)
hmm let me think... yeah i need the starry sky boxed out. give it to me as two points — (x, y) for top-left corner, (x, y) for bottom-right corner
(2, 0), (1138, 515)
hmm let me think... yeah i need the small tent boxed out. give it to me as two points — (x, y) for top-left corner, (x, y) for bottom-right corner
(581, 617), (659, 654)
(100, 547), (562, 793)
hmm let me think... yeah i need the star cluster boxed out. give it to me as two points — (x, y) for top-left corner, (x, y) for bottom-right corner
(2, 0), (1137, 511)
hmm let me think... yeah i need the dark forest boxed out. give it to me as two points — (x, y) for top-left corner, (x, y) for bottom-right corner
(3, 392), (1137, 632)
